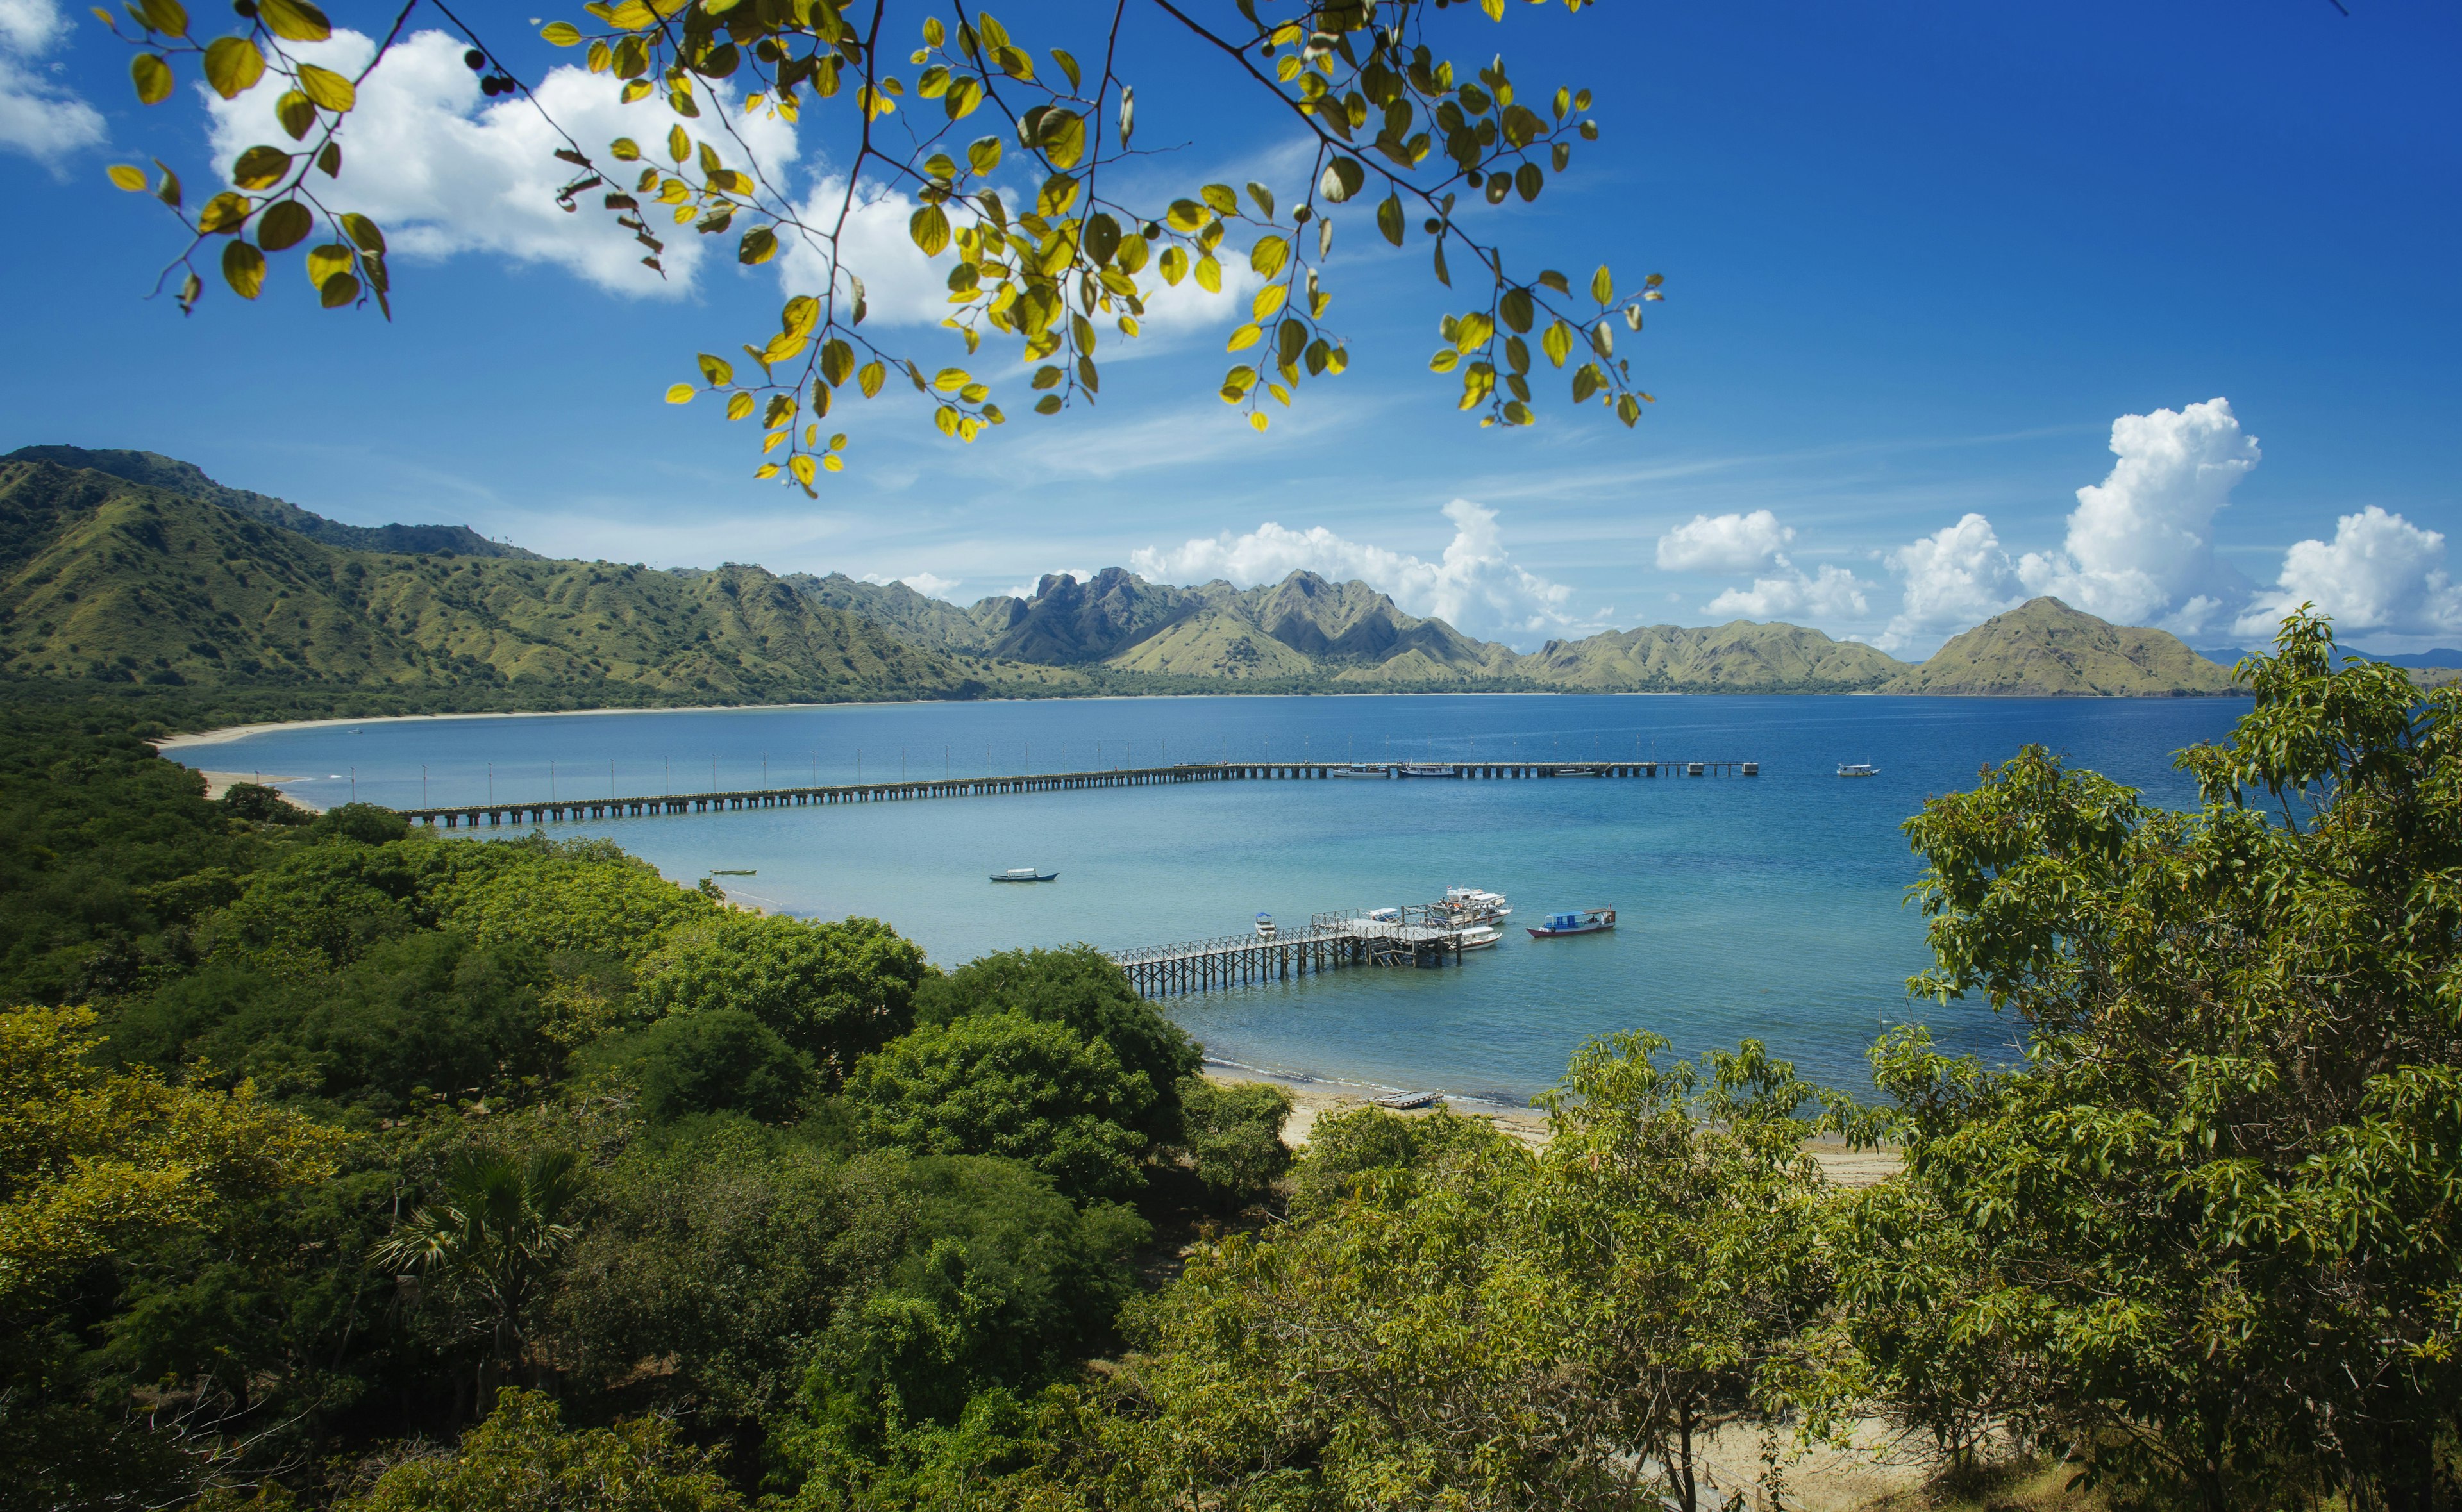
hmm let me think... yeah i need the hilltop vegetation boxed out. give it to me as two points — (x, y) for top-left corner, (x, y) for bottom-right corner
(1, 618), (2452, 1510)
(1, 452), (2246, 722)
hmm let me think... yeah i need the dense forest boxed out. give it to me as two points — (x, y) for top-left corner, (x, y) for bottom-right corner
(4, 615), (2456, 1512)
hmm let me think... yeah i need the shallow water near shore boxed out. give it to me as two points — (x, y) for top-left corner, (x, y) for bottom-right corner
(173, 693), (2245, 1101)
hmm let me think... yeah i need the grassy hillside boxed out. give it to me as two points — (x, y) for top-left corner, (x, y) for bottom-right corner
(1519, 620), (1907, 692)
(4, 445), (536, 559)
(1886, 597), (2240, 695)
(0, 460), (985, 708)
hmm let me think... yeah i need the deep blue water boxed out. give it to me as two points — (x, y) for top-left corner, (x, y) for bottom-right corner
(171, 694), (2247, 1102)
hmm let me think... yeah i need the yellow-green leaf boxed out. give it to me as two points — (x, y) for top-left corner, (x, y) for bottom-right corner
(256, 199), (312, 251)
(106, 164), (148, 191)
(197, 192), (249, 234)
(698, 353), (733, 386)
(318, 271), (360, 308)
(1194, 256), (1221, 294)
(203, 35), (265, 99)
(665, 383), (695, 403)
(933, 367), (969, 391)
(1200, 183), (1237, 216)
(782, 294), (820, 338)
(231, 145), (290, 190)
(1591, 264), (1613, 304)
(738, 226), (778, 265)
(304, 241), (353, 286)
(791, 454), (817, 485)
(1376, 193), (1403, 247)
(1227, 324), (1262, 352)
(910, 204), (951, 255)
(296, 63), (355, 112)
(1246, 181), (1275, 219)
(1039, 110), (1085, 169)
(1317, 156), (1364, 203)
(726, 392), (756, 420)
(1252, 285), (1286, 320)
(220, 240), (264, 298)
(1541, 320), (1572, 368)
(257, 0), (331, 42)
(131, 54), (174, 106)
(858, 360), (886, 397)
(1249, 235), (1288, 278)
(340, 213), (384, 254)
(276, 89), (315, 140)
(540, 20), (582, 45)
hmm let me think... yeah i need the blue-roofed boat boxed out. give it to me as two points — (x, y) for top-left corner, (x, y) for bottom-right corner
(1255, 912), (1277, 939)
(1527, 906), (1615, 938)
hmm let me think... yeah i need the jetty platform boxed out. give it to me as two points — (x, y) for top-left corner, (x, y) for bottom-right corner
(391, 758), (1757, 828)
(1112, 907), (1484, 999)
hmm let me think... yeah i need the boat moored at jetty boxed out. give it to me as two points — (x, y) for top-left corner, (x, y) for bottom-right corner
(1527, 907), (1615, 938)
(1328, 763), (1391, 777)
(1439, 886), (1512, 923)
(1255, 912), (1277, 939)
(1459, 924), (1503, 951)
(992, 867), (1059, 882)
(1836, 763), (1879, 777)
(1394, 762), (1461, 778)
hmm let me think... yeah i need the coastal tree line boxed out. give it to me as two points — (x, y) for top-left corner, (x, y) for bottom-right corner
(2, 613), (2455, 1511)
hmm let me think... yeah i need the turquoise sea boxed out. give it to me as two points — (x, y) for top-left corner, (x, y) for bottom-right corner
(173, 694), (2247, 1103)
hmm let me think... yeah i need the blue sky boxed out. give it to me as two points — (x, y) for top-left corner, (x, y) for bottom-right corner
(3, 0), (2456, 654)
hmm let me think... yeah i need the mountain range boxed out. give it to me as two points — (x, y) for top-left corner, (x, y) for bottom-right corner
(1, 447), (2263, 710)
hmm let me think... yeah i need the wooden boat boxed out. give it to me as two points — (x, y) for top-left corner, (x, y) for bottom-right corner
(1527, 906), (1615, 938)
(1255, 912), (1277, 940)
(991, 867), (1059, 883)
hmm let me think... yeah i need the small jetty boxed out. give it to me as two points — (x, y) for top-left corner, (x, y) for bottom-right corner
(1112, 904), (1489, 999)
(389, 759), (1758, 829)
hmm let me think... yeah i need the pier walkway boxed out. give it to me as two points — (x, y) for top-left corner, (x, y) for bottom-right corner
(1112, 908), (1485, 999)
(392, 759), (1757, 829)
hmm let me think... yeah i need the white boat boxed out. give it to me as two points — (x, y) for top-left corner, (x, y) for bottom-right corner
(991, 867), (1059, 882)
(1458, 924), (1503, 951)
(1255, 912), (1277, 939)
(1373, 1090), (1443, 1110)
(1394, 762), (1459, 779)
(1441, 886), (1512, 922)
(1328, 763), (1390, 778)
(1367, 906), (1403, 924)
(1836, 763), (1879, 778)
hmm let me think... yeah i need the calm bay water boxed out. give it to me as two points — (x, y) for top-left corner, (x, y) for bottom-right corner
(174, 694), (2246, 1102)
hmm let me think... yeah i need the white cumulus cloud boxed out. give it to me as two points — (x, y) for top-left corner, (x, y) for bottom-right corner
(204, 29), (797, 296)
(2016, 397), (2256, 632)
(0, 0), (106, 167)
(1703, 564), (1869, 621)
(2234, 506), (2462, 640)
(1130, 499), (1584, 646)
(864, 570), (961, 601)
(1879, 512), (2024, 652)
(1655, 510), (1794, 573)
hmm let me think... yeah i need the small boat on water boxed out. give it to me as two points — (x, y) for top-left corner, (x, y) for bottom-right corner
(1440, 886), (1512, 922)
(1528, 906), (1616, 938)
(1394, 762), (1460, 779)
(991, 867), (1059, 883)
(1836, 763), (1880, 777)
(1373, 1090), (1443, 1110)
(1255, 912), (1277, 940)
(1458, 924), (1503, 951)
(1328, 763), (1390, 778)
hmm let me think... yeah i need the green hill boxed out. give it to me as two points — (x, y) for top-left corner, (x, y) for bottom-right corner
(1520, 620), (1905, 692)
(1884, 597), (2240, 695)
(4, 445), (537, 560)
(0, 460), (978, 705)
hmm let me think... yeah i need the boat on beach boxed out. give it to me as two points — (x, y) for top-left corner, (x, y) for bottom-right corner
(1527, 906), (1615, 938)
(1836, 763), (1879, 777)
(991, 867), (1059, 883)
(1373, 1090), (1443, 1110)
(1255, 912), (1277, 939)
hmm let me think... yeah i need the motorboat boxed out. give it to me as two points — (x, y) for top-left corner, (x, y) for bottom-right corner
(991, 867), (1059, 883)
(1527, 906), (1616, 938)
(1836, 763), (1879, 777)
(1394, 762), (1460, 778)
(1441, 886), (1512, 922)
(1255, 912), (1277, 939)
(1367, 906), (1403, 924)
(1458, 924), (1503, 951)
(1328, 763), (1390, 777)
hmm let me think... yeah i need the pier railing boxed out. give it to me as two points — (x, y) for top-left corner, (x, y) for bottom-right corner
(1110, 910), (1487, 999)
(389, 758), (1758, 829)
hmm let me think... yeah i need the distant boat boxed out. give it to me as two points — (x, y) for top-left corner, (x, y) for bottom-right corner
(991, 867), (1059, 883)
(1373, 1090), (1443, 1110)
(710, 868), (757, 876)
(1329, 763), (1390, 778)
(1255, 912), (1277, 940)
(1458, 924), (1503, 951)
(1394, 762), (1460, 779)
(1528, 906), (1615, 938)
(1836, 763), (1879, 777)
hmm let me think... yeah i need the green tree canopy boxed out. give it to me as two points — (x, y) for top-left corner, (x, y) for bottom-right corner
(846, 1012), (1157, 1204)
(1848, 611), (2462, 1511)
(583, 1006), (817, 1124)
(636, 911), (925, 1083)
(337, 1388), (743, 1512)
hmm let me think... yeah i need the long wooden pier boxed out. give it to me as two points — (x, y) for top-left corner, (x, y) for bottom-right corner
(392, 758), (1757, 828)
(1112, 909), (1479, 999)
